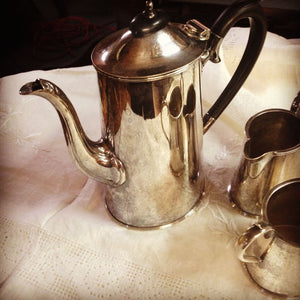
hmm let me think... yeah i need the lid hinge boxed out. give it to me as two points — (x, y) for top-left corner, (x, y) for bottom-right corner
(182, 19), (211, 41)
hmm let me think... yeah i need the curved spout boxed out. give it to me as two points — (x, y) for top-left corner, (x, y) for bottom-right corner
(20, 79), (126, 186)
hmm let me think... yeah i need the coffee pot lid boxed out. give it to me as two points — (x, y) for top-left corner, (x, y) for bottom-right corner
(91, 1), (207, 81)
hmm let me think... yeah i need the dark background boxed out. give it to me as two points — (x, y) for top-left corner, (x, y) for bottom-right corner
(1, 0), (299, 78)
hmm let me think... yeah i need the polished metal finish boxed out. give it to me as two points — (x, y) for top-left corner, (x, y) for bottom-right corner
(181, 19), (211, 41)
(20, 79), (126, 187)
(236, 179), (300, 297)
(91, 22), (207, 81)
(20, 63), (205, 228)
(20, 0), (266, 228)
(98, 61), (205, 228)
(145, 1), (155, 18)
(229, 109), (300, 216)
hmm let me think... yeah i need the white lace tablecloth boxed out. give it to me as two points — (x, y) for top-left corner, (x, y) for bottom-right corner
(0, 28), (299, 299)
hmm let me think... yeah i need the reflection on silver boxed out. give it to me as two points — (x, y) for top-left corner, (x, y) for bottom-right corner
(169, 86), (185, 176)
(98, 61), (205, 228)
(156, 31), (181, 57)
(229, 109), (300, 217)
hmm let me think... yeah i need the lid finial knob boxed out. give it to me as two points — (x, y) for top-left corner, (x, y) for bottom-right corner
(129, 0), (168, 36)
(145, 1), (155, 18)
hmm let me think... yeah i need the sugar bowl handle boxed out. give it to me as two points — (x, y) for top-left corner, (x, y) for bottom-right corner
(236, 223), (275, 264)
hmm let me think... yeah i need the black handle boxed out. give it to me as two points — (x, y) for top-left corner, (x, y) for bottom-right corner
(203, 0), (266, 132)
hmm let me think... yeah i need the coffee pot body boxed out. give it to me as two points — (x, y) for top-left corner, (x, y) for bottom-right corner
(20, 0), (266, 228)
(97, 59), (205, 227)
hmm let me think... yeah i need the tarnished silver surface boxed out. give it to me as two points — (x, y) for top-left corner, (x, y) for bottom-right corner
(229, 109), (300, 216)
(236, 179), (300, 297)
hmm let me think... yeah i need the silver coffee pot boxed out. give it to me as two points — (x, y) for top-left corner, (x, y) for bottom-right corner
(20, 0), (266, 228)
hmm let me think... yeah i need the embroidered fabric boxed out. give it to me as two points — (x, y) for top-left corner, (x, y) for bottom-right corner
(0, 28), (299, 299)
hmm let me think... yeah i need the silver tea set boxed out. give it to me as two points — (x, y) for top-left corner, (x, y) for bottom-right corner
(19, 0), (300, 297)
